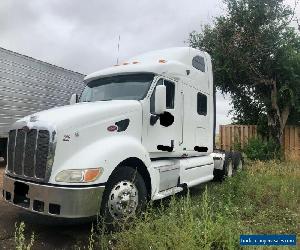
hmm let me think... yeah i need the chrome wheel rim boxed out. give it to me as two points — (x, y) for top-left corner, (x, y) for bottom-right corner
(108, 181), (138, 219)
(227, 161), (233, 177)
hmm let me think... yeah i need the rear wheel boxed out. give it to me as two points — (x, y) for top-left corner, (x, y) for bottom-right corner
(100, 166), (147, 228)
(232, 151), (243, 173)
(224, 152), (234, 177)
(213, 152), (233, 181)
(0, 138), (7, 165)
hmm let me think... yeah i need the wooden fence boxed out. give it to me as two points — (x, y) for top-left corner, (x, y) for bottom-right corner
(219, 125), (300, 160)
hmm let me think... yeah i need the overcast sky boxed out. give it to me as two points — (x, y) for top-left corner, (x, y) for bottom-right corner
(0, 0), (298, 131)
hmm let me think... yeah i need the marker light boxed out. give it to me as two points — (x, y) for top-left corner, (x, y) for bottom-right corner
(132, 61), (139, 64)
(158, 59), (167, 63)
(84, 169), (101, 182)
(55, 168), (102, 183)
(123, 62), (129, 65)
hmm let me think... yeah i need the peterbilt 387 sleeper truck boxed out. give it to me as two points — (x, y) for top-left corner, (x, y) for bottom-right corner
(2, 47), (242, 222)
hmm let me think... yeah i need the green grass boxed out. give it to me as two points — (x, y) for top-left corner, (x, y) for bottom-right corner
(93, 161), (300, 250)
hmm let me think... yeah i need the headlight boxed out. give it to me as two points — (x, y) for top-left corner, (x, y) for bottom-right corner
(55, 168), (102, 183)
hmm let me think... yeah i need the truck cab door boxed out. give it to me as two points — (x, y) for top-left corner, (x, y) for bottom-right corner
(143, 77), (181, 156)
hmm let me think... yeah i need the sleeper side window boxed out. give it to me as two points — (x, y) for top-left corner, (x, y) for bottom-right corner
(150, 79), (175, 113)
(192, 56), (206, 72)
(197, 92), (207, 115)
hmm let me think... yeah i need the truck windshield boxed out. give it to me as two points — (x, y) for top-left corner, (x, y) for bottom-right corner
(80, 73), (154, 102)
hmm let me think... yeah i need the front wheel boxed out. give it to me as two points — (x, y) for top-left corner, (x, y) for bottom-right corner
(100, 166), (147, 227)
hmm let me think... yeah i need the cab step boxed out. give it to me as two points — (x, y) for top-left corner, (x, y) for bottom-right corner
(152, 186), (183, 200)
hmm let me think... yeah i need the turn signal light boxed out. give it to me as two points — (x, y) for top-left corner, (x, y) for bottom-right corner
(55, 168), (103, 183)
(84, 169), (101, 182)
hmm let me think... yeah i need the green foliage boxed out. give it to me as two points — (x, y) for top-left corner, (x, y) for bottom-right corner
(14, 222), (35, 250)
(232, 137), (242, 151)
(244, 137), (281, 160)
(189, 0), (300, 142)
(87, 225), (95, 250)
(256, 115), (269, 139)
(95, 161), (300, 249)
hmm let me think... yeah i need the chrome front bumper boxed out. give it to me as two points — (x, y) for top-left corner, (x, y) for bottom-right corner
(2, 174), (105, 218)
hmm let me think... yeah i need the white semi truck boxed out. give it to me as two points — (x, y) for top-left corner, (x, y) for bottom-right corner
(2, 47), (242, 223)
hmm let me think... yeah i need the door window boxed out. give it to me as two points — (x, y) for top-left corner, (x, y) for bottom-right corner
(165, 80), (175, 109)
(197, 92), (207, 115)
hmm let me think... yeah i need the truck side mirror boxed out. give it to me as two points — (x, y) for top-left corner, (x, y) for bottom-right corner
(154, 85), (166, 114)
(69, 93), (78, 105)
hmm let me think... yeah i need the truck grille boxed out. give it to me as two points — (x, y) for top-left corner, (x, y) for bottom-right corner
(7, 129), (51, 181)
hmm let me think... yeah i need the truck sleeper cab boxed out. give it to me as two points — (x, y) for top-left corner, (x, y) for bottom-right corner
(2, 47), (242, 221)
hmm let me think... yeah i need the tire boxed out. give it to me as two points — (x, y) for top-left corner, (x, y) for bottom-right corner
(0, 140), (4, 156)
(100, 166), (147, 229)
(232, 151), (243, 174)
(0, 138), (7, 164)
(213, 169), (224, 182)
(213, 151), (233, 181)
(224, 152), (234, 177)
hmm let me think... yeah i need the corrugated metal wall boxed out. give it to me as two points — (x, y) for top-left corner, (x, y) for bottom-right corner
(0, 47), (86, 137)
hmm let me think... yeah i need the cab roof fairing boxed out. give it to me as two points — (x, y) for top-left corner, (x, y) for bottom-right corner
(83, 61), (190, 84)
(84, 47), (210, 84)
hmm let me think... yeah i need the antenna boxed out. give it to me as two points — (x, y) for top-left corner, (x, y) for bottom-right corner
(116, 35), (121, 65)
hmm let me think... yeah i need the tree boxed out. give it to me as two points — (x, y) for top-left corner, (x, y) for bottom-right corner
(189, 0), (300, 145)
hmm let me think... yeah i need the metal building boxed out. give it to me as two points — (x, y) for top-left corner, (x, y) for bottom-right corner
(0, 47), (85, 158)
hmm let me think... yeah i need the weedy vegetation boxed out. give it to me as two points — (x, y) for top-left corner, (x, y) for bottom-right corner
(14, 222), (35, 250)
(244, 138), (282, 161)
(92, 160), (300, 250)
(16, 161), (300, 250)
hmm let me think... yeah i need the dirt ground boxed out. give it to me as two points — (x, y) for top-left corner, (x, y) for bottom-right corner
(0, 162), (92, 250)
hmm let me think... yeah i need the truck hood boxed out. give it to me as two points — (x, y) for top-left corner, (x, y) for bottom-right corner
(17, 100), (142, 131)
